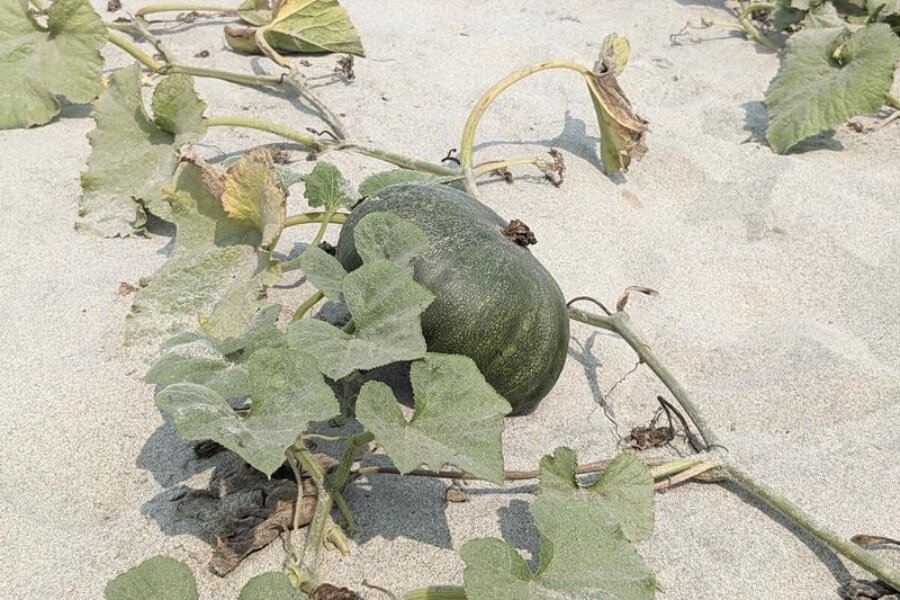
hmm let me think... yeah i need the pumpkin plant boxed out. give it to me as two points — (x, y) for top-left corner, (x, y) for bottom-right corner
(3, 0), (899, 598)
(670, 0), (900, 153)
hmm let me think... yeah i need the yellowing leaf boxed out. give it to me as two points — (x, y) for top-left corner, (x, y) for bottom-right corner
(264, 0), (364, 56)
(221, 149), (286, 249)
(125, 162), (279, 347)
(0, 0), (106, 129)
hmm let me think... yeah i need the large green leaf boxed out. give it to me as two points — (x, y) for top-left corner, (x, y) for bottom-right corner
(79, 67), (208, 236)
(461, 493), (658, 599)
(540, 447), (654, 542)
(125, 161), (279, 347)
(145, 304), (283, 397)
(297, 246), (347, 303)
(765, 24), (900, 153)
(105, 556), (198, 600)
(0, 0), (106, 129)
(352, 212), (428, 271)
(303, 160), (358, 212)
(264, 0), (364, 56)
(288, 260), (433, 380)
(239, 573), (303, 600)
(157, 346), (339, 476)
(355, 354), (511, 484)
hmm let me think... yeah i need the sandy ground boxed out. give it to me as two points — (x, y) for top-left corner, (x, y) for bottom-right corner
(2, 0), (899, 598)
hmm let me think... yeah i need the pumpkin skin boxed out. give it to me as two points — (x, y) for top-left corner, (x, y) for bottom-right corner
(335, 183), (569, 416)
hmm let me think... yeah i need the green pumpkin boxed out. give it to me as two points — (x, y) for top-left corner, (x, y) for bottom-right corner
(335, 183), (569, 415)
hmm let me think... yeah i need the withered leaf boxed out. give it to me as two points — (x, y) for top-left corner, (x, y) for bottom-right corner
(616, 286), (659, 313)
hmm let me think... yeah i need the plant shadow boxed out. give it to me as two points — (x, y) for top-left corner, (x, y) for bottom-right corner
(497, 499), (540, 571)
(722, 480), (854, 591)
(473, 110), (604, 174)
(567, 331), (607, 411)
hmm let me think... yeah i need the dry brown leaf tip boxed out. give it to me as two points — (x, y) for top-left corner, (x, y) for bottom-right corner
(310, 583), (361, 600)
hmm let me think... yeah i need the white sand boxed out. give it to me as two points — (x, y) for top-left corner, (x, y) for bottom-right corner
(1, 0), (899, 598)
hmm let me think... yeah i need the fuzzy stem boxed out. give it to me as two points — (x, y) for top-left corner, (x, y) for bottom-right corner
(567, 308), (722, 449)
(339, 143), (456, 176)
(282, 73), (349, 140)
(134, 2), (236, 18)
(473, 156), (546, 177)
(206, 116), (322, 150)
(648, 457), (704, 480)
(170, 64), (283, 87)
(885, 93), (900, 110)
(736, 4), (781, 53)
(106, 31), (166, 71)
(284, 212), (348, 228)
(132, 15), (176, 63)
(291, 291), (324, 321)
(458, 60), (591, 194)
(654, 461), (721, 492)
(569, 306), (900, 589)
(401, 587), (468, 600)
(727, 465), (900, 590)
(292, 446), (332, 582)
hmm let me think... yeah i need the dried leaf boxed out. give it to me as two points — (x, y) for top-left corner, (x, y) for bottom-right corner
(585, 61), (648, 176)
(221, 149), (287, 249)
(597, 32), (630, 76)
(225, 24), (263, 54)
(211, 479), (315, 576)
(616, 286), (659, 312)
(851, 534), (900, 548)
(309, 584), (361, 600)
(500, 219), (537, 247)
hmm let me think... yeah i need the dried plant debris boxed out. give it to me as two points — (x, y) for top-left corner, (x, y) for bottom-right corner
(852, 535), (900, 549)
(501, 219), (537, 247)
(444, 481), (470, 503)
(587, 34), (648, 175)
(840, 579), (900, 600)
(616, 286), (659, 312)
(310, 583), (361, 600)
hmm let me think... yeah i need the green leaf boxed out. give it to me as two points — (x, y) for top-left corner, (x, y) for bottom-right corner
(353, 212), (428, 271)
(303, 161), (357, 212)
(146, 305), (283, 398)
(78, 67), (208, 237)
(288, 260), (433, 380)
(237, 0), (271, 26)
(539, 448), (654, 542)
(461, 494), (658, 600)
(358, 169), (438, 197)
(297, 246), (347, 303)
(124, 161), (278, 347)
(0, 0), (106, 129)
(264, 0), (365, 56)
(239, 572), (303, 600)
(773, 0), (809, 28)
(157, 346), (339, 476)
(765, 24), (900, 153)
(356, 353), (511, 484)
(105, 556), (198, 600)
(221, 149), (287, 249)
(801, 2), (846, 28)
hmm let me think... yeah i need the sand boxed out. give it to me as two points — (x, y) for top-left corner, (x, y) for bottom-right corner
(1, 0), (899, 598)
